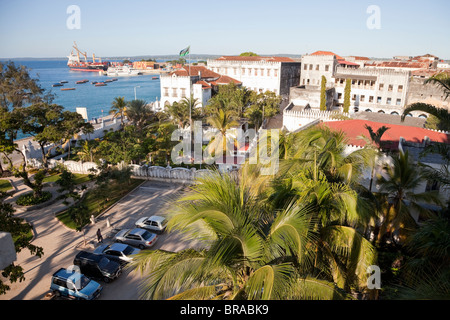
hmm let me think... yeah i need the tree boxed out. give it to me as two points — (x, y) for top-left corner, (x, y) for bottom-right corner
(179, 96), (201, 129)
(124, 99), (155, 131)
(20, 103), (93, 167)
(320, 76), (327, 111)
(244, 91), (281, 129)
(343, 79), (351, 113)
(166, 101), (190, 129)
(360, 124), (390, 192)
(206, 108), (239, 158)
(109, 96), (128, 127)
(130, 168), (353, 300)
(375, 150), (442, 245)
(239, 52), (259, 56)
(0, 191), (44, 295)
(76, 139), (97, 163)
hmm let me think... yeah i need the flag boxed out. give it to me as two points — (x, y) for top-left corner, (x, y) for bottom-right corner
(179, 46), (190, 57)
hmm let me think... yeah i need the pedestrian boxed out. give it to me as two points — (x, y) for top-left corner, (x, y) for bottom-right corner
(96, 228), (103, 243)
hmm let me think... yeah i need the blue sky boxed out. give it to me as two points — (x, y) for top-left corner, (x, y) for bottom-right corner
(1, 0), (449, 59)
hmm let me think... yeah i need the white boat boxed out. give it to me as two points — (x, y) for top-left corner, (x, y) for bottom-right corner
(106, 65), (143, 77)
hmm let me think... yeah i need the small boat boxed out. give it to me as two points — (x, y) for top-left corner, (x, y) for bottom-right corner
(60, 80), (68, 84)
(61, 88), (76, 91)
(52, 83), (63, 87)
(91, 81), (98, 84)
(152, 76), (158, 80)
(76, 79), (89, 84)
(104, 79), (113, 83)
(112, 78), (118, 81)
(95, 82), (107, 87)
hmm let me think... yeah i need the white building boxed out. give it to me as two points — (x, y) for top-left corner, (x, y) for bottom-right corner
(160, 65), (241, 109)
(206, 56), (301, 97)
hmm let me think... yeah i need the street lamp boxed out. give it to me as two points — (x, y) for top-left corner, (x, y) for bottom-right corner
(134, 86), (141, 100)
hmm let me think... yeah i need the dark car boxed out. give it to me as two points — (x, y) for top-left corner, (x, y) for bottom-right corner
(50, 268), (102, 300)
(73, 251), (122, 283)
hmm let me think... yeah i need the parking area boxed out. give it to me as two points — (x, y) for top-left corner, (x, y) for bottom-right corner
(2, 180), (201, 300)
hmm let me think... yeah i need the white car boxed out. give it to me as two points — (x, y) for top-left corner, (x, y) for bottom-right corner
(135, 216), (168, 234)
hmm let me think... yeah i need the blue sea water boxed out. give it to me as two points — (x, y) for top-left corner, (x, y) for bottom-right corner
(2, 59), (162, 139)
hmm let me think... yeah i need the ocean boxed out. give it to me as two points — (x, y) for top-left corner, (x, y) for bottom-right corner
(1, 59), (162, 139)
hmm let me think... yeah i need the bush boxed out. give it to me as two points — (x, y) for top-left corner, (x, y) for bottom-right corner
(16, 191), (52, 206)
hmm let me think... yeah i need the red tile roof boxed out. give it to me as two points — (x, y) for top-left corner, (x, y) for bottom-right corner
(210, 75), (242, 86)
(321, 120), (449, 150)
(310, 51), (344, 60)
(171, 65), (220, 78)
(339, 60), (360, 67)
(216, 56), (295, 63)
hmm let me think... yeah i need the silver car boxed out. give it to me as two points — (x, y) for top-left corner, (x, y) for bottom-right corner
(114, 228), (158, 249)
(135, 216), (168, 234)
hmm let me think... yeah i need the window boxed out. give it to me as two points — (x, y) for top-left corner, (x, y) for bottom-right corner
(316, 65), (319, 71)
(377, 97), (382, 103)
(274, 69), (278, 77)
(172, 88), (177, 97)
(181, 88), (186, 98)
(369, 96), (374, 103)
(396, 99), (402, 106)
(325, 65), (330, 72)
(267, 69), (270, 76)
(398, 85), (403, 92)
(388, 85), (393, 92)
(337, 93), (342, 99)
(352, 94), (356, 101)
(379, 83), (384, 90)
(387, 98), (392, 105)
(303, 79), (306, 85)
(261, 69), (264, 76)
(255, 69), (258, 76)
(304, 64), (308, 70)
(242, 68), (246, 75)
(309, 64), (313, 70)
(361, 95), (365, 102)
(164, 87), (169, 97)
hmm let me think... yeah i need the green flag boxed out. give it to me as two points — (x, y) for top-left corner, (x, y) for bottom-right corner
(180, 46), (190, 57)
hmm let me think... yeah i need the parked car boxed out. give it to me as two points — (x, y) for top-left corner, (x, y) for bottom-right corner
(73, 251), (122, 283)
(93, 243), (140, 265)
(114, 228), (158, 249)
(135, 216), (168, 234)
(50, 268), (102, 300)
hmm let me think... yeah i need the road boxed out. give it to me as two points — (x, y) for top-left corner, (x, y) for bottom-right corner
(1, 180), (200, 300)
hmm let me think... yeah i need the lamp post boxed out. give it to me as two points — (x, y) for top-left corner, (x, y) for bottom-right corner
(134, 86), (141, 100)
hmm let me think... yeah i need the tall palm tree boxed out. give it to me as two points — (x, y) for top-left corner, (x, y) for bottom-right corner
(206, 108), (239, 159)
(359, 124), (390, 192)
(130, 167), (353, 300)
(375, 150), (442, 244)
(76, 139), (97, 163)
(179, 96), (201, 129)
(124, 99), (154, 130)
(166, 101), (190, 129)
(109, 96), (128, 127)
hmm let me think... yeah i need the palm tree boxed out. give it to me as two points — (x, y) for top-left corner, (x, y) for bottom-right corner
(130, 167), (353, 300)
(375, 150), (442, 245)
(206, 108), (239, 159)
(76, 139), (97, 163)
(179, 96), (201, 129)
(124, 99), (154, 130)
(109, 96), (128, 127)
(359, 124), (390, 192)
(166, 101), (190, 129)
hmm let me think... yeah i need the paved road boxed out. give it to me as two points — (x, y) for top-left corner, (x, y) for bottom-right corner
(1, 180), (199, 300)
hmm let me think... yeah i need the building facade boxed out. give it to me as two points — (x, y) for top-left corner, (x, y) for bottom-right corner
(206, 56), (301, 98)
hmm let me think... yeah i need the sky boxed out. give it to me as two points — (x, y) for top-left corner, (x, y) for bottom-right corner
(0, 0), (449, 59)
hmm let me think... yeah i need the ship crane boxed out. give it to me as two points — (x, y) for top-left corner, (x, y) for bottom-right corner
(72, 41), (88, 62)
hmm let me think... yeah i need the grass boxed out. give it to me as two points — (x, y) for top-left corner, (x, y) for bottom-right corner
(56, 178), (144, 230)
(43, 173), (92, 185)
(0, 179), (13, 192)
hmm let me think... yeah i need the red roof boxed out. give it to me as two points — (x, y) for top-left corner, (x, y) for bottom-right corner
(321, 120), (449, 150)
(171, 65), (220, 78)
(210, 75), (242, 86)
(310, 51), (344, 60)
(216, 56), (295, 63)
(365, 61), (430, 69)
(339, 60), (360, 67)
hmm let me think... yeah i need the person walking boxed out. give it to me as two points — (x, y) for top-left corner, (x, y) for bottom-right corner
(96, 228), (103, 243)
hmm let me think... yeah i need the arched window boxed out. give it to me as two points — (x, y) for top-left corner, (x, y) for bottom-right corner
(378, 110), (385, 114)
(418, 114), (428, 119)
(391, 112), (399, 115)
(365, 109), (372, 112)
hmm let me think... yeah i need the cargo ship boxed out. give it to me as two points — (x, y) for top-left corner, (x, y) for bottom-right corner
(67, 42), (109, 72)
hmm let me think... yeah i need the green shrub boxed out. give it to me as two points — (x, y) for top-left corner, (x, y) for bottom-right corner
(16, 191), (52, 206)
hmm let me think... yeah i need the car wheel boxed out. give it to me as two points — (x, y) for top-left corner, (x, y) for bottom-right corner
(139, 244), (145, 250)
(53, 290), (61, 298)
(103, 277), (111, 283)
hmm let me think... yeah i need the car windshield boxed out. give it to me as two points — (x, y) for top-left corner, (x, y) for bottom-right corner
(141, 230), (154, 240)
(98, 257), (110, 268)
(122, 246), (135, 255)
(70, 274), (90, 290)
